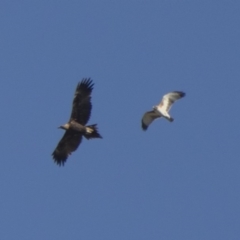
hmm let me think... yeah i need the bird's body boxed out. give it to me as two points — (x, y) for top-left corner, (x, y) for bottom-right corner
(141, 91), (185, 130)
(52, 78), (102, 166)
(60, 121), (94, 134)
(153, 106), (172, 121)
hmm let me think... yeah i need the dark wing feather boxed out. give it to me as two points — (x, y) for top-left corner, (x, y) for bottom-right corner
(70, 78), (94, 125)
(52, 130), (82, 166)
(141, 110), (161, 131)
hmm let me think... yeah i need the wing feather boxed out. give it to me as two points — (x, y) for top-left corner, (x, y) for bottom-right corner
(158, 91), (185, 112)
(70, 78), (94, 125)
(141, 111), (160, 131)
(52, 130), (82, 166)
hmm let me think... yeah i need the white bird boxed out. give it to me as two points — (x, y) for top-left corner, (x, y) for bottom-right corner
(141, 91), (186, 131)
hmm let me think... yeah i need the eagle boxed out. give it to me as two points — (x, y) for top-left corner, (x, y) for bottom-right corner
(52, 78), (102, 166)
(141, 91), (185, 130)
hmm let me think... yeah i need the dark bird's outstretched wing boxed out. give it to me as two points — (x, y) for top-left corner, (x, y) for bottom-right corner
(70, 78), (94, 125)
(52, 130), (82, 166)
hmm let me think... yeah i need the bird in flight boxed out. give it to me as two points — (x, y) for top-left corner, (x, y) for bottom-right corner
(141, 91), (185, 131)
(52, 78), (102, 166)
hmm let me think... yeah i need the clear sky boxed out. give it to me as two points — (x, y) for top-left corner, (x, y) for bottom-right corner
(1, 1), (240, 239)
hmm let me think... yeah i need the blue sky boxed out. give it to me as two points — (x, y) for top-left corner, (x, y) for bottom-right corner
(1, 1), (240, 239)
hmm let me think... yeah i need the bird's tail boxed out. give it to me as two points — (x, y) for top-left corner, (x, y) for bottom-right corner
(84, 124), (102, 139)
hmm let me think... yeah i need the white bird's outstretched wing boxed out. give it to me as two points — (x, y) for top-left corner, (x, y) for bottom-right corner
(157, 91), (185, 112)
(141, 111), (161, 131)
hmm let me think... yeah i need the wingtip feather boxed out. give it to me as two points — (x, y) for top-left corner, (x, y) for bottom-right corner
(76, 78), (94, 92)
(173, 91), (186, 98)
(52, 152), (68, 166)
(141, 122), (148, 131)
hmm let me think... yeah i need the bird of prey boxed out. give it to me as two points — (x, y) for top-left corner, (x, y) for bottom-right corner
(141, 91), (185, 131)
(52, 78), (102, 166)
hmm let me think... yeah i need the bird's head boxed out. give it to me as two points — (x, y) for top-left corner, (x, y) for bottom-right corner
(58, 123), (70, 130)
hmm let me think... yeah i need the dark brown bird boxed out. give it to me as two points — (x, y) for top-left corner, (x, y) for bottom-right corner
(52, 78), (102, 166)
